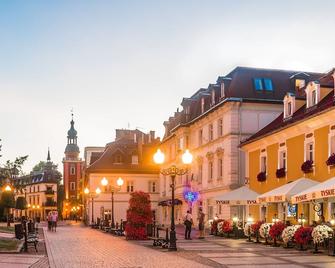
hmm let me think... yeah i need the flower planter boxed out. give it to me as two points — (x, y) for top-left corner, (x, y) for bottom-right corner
(257, 171), (266, 182)
(326, 154), (335, 166)
(301, 160), (314, 173)
(276, 168), (286, 178)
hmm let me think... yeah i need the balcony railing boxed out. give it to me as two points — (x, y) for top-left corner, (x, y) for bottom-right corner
(45, 189), (55, 195)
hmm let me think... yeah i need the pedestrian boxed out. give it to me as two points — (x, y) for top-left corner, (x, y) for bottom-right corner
(47, 212), (52, 231)
(51, 211), (58, 232)
(198, 208), (205, 239)
(183, 210), (193, 240)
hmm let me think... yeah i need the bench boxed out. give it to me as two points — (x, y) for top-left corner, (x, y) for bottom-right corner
(15, 222), (38, 252)
(147, 226), (169, 248)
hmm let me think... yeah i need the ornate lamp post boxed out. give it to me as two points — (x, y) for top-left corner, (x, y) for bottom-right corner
(100, 177), (124, 228)
(153, 149), (193, 251)
(84, 187), (101, 224)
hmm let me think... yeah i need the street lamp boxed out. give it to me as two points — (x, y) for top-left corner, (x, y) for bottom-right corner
(153, 148), (193, 251)
(298, 213), (306, 226)
(100, 177), (124, 228)
(84, 187), (101, 224)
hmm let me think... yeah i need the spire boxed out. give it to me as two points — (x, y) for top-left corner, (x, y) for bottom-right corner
(65, 111), (80, 155)
(47, 147), (51, 161)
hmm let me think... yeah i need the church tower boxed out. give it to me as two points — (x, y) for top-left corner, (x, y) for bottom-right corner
(63, 114), (82, 204)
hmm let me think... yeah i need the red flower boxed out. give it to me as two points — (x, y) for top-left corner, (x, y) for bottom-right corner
(211, 219), (224, 233)
(294, 226), (313, 245)
(251, 220), (263, 233)
(269, 222), (286, 239)
(223, 220), (233, 233)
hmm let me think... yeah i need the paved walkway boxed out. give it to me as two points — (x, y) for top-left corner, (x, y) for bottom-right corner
(44, 223), (209, 268)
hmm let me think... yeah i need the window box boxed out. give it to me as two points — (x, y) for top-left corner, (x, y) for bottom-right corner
(257, 171), (266, 182)
(276, 168), (286, 178)
(326, 154), (335, 166)
(301, 160), (313, 173)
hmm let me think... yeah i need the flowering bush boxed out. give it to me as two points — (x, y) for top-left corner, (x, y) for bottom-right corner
(223, 220), (233, 233)
(125, 191), (152, 240)
(244, 222), (254, 237)
(257, 171), (266, 182)
(259, 223), (272, 238)
(269, 222), (286, 240)
(276, 168), (286, 178)
(301, 160), (313, 173)
(294, 226), (313, 246)
(312, 224), (333, 244)
(281, 225), (300, 244)
(326, 153), (335, 166)
(217, 221), (224, 234)
(251, 220), (263, 234)
(211, 219), (224, 234)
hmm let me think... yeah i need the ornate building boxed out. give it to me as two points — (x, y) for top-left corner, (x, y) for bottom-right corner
(63, 114), (84, 217)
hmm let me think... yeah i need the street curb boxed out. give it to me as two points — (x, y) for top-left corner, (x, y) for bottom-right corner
(43, 227), (55, 268)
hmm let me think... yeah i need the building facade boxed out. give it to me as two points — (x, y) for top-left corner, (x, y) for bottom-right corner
(63, 115), (84, 217)
(159, 67), (322, 226)
(14, 151), (60, 220)
(84, 129), (160, 225)
(241, 69), (334, 224)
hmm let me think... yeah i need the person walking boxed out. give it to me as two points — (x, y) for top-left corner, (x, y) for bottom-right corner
(47, 212), (52, 231)
(51, 211), (58, 232)
(198, 208), (205, 239)
(183, 210), (193, 240)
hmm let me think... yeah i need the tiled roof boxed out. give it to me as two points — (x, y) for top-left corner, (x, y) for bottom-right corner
(241, 90), (335, 146)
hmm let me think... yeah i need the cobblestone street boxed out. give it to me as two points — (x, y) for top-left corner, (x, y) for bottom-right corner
(42, 222), (335, 268)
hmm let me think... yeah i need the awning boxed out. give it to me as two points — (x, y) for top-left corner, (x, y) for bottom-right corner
(257, 178), (318, 203)
(215, 186), (259, 205)
(291, 177), (335, 204)
(158, 199), (183, 206)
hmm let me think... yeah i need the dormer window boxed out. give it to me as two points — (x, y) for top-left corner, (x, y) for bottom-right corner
(114, 155), (122, 164)
(185, 105), (190, 115)
(132, 155), (138, 164)
(254, 78), (274, 91)
(254, 78), (263, 90)
(220, 83), (225, 98)
(211, 90), (215, 105)
(283, 93), (295, 119)
(305, 81), (320, 108)
(201, 97), (205, 113)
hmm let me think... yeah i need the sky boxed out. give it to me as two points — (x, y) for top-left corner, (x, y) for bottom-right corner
(0, 0), (335, 173)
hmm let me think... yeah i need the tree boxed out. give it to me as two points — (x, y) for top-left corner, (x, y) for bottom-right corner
(0, 191), (15, 226)
(15, 196), (27, 218)
(32, 161), (62, 181)
(0, 156), (28, 186)
(125, 191), (152, 240)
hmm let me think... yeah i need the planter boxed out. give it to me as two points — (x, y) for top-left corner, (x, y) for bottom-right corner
(301, 160), (313, 173)
(326, 154), (335, 166)
(257, 171), (266, 182)
(276, 168), (286, 178)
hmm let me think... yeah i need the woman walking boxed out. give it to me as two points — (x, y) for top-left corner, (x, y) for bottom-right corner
(51, 211), (58, 232)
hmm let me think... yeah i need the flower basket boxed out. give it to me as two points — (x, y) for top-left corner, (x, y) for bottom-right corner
(311, 224), (333, 244)
(326, 154), (335, 166)
(301, 160), (313, 173)
(276, 168), (286, 178)
(269, 222), (286, 246)
(294, 226), (313, 250)
(281, 225), (300, 247)
(257, 171), (266, 182)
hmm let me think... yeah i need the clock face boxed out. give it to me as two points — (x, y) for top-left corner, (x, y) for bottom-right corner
(313, 203), (321, 212)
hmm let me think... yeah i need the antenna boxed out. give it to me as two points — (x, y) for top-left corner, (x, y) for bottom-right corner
(71, 108), (74, 120)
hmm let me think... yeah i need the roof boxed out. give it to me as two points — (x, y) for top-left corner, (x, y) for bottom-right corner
(241, 90), (335, 146)
(257, 178), (318, 203)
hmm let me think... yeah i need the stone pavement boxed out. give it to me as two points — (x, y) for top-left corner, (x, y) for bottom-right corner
(43, 223), (210, 268)
(0, 254), (46, 268)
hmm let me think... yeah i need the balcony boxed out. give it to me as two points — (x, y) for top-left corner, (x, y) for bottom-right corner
(43, 200), (57, 207)
(45, 189), (55, 195)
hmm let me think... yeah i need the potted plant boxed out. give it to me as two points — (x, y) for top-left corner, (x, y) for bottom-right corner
(276, 168), (286, 178)
(257, 171), (266, 182)
(281, 225), (300, 248)
(326, 153), (335, 167)
(269, 222), (286, 247)
(311, 225), (333, 253)
(294, 226), (313, 250)
(251, 220), (263, 243)
(301, 160), (313, 173)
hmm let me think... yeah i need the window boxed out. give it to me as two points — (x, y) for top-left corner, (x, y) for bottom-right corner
(264, 78), (273, 91)
(104, 209), (111, 221)
(179, 137), (184, 150)
(295, 79), (305, 90)
(211, 90), (215, 105)
(261, 155), (267, 173)
(287, 102), (292, 117)
(218, 119), (223, 137)
(132, 155), (139, 164)
(33, 196), (35, 204)
(198, 163), (203, 183)
(279, 150), (286, 169)
(209, 124), (213, 141)
(201, 97), (205, 113)
(149, 181), (156, 193)
(218, 158), (223, 178)
(115, 155), (122, 163)
(208, 161), (214, 181)
(70, 165), (75, 175)
(312, 90), (317, 106)
(199, 129), (203, 146)
(37, 186), (39, 192)
(330, 134), (335, 155)
(185, 105), (190, 115)
(70, 182), (76, 191)
(220, 83), (225, 98)
(37, 196), (39, 205)
(127, 181), (134, 192)
(185, 135), (189, 148)
(306, 142), (314, 161)
(254, 78), (263, 90)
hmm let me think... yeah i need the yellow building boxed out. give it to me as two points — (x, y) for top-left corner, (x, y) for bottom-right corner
(241, 69), (335, 225)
